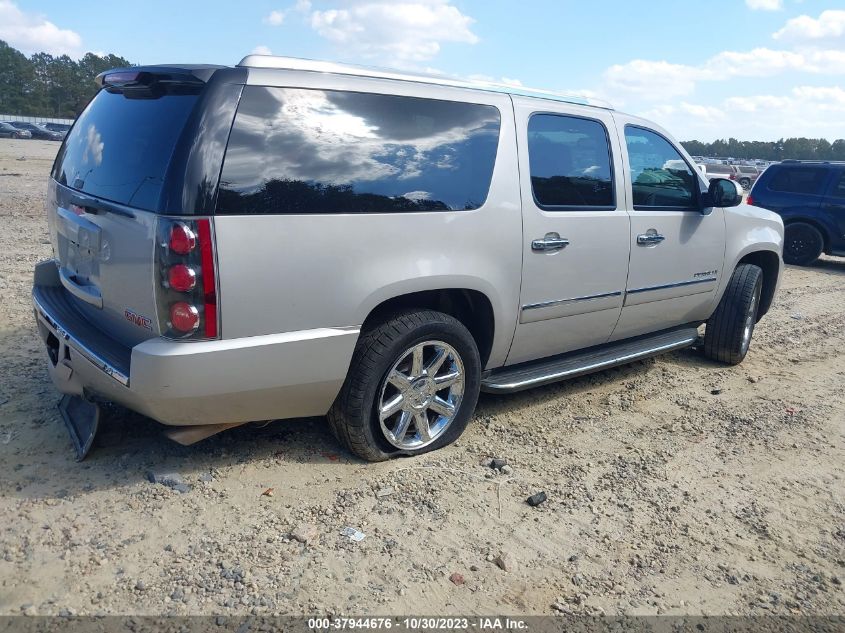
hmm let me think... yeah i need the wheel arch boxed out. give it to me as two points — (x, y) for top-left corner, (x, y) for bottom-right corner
(783, 216), (831, 253)
(361, 288), (497, 369)
(736, 249), (780, 319)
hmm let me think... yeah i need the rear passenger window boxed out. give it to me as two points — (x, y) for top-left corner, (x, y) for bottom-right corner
(625, 126), (697, 210)
(834, 173), (845, 197)
(217, 86), (501, 214)
(527, 114), (614, 209)
(768, 168), (827, 195)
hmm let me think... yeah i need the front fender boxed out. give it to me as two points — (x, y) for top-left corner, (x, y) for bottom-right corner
(707, 204), (784, 316)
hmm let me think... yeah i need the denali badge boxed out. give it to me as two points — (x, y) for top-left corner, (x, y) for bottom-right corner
(124, 309), (152, 331)
(693, 270), (718, 278)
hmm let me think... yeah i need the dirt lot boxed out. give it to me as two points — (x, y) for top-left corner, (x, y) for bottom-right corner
(0, 138), (843, 617)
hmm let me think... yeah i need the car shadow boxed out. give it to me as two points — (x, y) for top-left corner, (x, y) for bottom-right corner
(801, 256), (845, 277)
(2, 326), (705, 500)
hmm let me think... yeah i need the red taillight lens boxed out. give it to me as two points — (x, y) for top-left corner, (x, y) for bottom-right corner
(747, 194), (754, 206)
(170, 302), (200, 333)
(168, 264), (196, 292)
(730, 173), (736, 180)
(196, 219), (218, 338)
(169, 222), (197, 255)
(155, 217), (219, 340)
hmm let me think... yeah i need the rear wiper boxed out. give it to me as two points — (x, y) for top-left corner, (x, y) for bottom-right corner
(67, 191), (135, 219)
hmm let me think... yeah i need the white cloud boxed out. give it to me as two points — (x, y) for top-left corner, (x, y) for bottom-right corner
(604, 59), (700, 98)
(745, 0), (782, 11)
(604, 46), (845, 100)
(774, 9), (845, 43)
(251, 45), (273, 55)
(641, 86), (845, 141)
(294, 0), (312, 12)
(309, 0), (479, 63)
(263, 10), (285, 26)
(0, 0), (82, 56)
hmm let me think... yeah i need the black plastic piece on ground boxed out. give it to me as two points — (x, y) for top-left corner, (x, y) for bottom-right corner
(527, 492), (547, 507)
(58, 394), (100, 461)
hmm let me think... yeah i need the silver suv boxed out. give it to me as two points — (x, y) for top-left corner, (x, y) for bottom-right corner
(33, 57), (784, 460)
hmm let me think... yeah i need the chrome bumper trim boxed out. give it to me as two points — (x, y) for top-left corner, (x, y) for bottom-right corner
(33, 294), (130, 387)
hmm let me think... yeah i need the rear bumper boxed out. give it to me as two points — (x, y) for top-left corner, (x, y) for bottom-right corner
(33, 261), (359, 426)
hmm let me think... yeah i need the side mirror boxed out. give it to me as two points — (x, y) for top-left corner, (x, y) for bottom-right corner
(704, 178), (743, 210)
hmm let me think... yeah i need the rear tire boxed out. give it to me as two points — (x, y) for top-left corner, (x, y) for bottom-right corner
(703, 264), (763, 365)
(739, 177), (751, 190)
(783, 222), (823, 266)
(328, 310), (481, 461)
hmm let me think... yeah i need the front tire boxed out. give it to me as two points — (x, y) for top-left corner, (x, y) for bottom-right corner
(328, 310), (481, 461)
(703, 264), (763, 365)
(783, 222), (824, 266)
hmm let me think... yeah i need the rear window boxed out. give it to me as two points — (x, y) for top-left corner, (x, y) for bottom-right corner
(767, 167), (827, 195)
(52, 89), (200, 211)
(216, 86), (501, 214)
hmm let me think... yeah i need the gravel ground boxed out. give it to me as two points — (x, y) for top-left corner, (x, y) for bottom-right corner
(0, 138), (843, 617)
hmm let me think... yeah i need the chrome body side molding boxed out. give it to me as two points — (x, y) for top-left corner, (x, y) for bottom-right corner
(522, 290), (623, 312)
(626, 277), (718, 295)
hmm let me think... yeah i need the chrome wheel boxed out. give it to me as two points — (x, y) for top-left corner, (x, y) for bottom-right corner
(740, 283), (760, 355)
(377, 340), (465, 450)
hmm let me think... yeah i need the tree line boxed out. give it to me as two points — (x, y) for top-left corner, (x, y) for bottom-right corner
(2, 38), (844, 163)
(681, 137), (845, 162)
(0, 40), (131, 119)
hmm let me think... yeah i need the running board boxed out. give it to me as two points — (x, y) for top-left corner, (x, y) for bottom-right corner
(481, 327), (700, 394)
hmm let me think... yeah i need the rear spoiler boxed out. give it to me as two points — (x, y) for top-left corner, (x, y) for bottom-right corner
(95, 65), (227, 93)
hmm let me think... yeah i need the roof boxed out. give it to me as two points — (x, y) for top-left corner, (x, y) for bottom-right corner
(237, 55), (614, 110)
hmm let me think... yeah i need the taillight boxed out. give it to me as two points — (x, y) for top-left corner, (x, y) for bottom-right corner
(170, 302), (200, 333)
(730, 173), (736, 180)
(747, 194), (754, 206)
(169, 222), (196, 255)
(167, 264), (196, 292)
(155, 217), (219, 340)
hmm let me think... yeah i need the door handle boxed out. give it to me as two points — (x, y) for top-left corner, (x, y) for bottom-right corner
(637, 233), (666, 245)
(532, 233), (570, 252)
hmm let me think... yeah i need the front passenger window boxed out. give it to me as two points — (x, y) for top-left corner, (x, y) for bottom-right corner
(625, 126), (697, 210)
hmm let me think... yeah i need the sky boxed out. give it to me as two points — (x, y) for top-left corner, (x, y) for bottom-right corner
(1, 0), (844, 142)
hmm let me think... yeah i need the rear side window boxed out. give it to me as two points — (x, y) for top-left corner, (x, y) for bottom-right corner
(216, 86), (501, 214)
(52, 89), (200, 211)
(833, 172), (845, 197)
(624, 126), (697, 210)
(527, 114), (614, 209)
(767, 167), (828, 195)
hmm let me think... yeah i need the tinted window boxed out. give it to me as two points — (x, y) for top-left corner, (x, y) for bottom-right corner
(217, 87), (500, 214)
(527, 114), (614, 208)
(52, 89), (200, 211)
(833, 173), (845, 197)
(768, 167), (828, 195)
(625, 127), (697, 210)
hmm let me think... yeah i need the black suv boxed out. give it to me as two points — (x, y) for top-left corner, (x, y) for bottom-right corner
(749, 161), (845, 265)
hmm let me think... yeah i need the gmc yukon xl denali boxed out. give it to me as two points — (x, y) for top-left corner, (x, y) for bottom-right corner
(33, 57), (784, 461)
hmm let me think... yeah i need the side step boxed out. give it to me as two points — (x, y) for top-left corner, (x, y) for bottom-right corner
(481, 327), (700, 394)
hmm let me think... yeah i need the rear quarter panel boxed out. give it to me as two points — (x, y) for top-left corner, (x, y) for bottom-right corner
(213, 72), (522, 369)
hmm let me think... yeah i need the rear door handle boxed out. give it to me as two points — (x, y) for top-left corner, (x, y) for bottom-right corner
(637, 233), (666, 245)
(532, 233), (570, 252)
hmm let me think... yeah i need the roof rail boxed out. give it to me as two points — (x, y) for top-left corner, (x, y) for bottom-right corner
(237, 55), (614, 110)
(781, 159), (845, 165)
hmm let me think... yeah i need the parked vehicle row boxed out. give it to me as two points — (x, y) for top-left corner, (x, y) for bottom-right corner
(33, 57), (784, 460)
(0, 121), (32, 139)
(1, 121), (68, 141)
(748, 160), (845, 266)
(704, 163), (760, 190)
